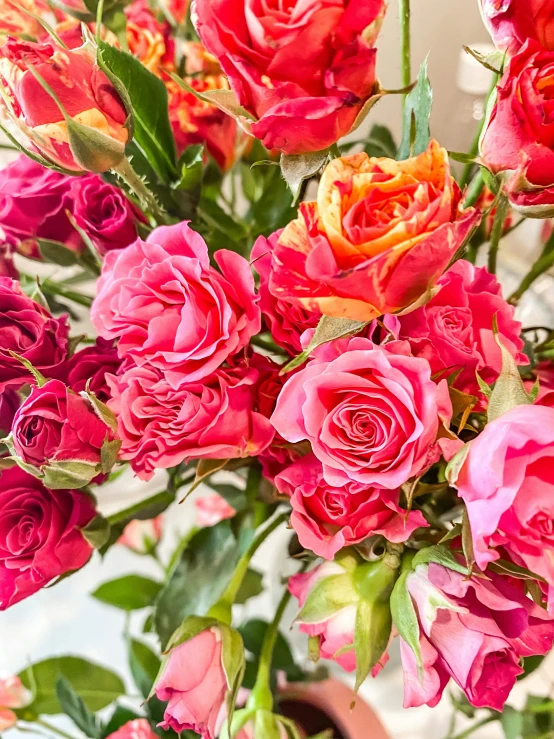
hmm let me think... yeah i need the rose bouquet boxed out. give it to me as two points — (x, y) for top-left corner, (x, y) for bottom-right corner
(2, 0), (554, 738)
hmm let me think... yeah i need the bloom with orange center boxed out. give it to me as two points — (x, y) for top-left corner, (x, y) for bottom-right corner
(265, 140), (480, 322)
(125, 0), (173, 75)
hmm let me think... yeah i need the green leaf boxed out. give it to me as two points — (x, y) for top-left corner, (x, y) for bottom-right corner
(97, 41), (177, 182)
(82, 514), (111, 550)
(282, 316), (368, 373)
(154, 521), (243, 647)
(19, 657), (125, 715)
(92, 575), (162, 611)
(42, 460), (99, 489)
(501, 705), (523, 739)
(398, 57), (433, 160)
(38, 239), (80, 267)
(280, 150), (329, 203)
(354, 598), (391, 692)
(364, 124), (397, 159)
(297, 574), (358, 624)
(390, 571), (422, 676)
(239, 620), (302, 681)
(171, 144), (204, 220)
(235, 568), (264, 605)
(129, 639), (161, 699)
(412, 544), (469, 576)
(56, 677), (100, 738)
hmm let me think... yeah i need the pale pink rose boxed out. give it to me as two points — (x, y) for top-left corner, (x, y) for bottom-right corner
(155, 628), (228, 738)
(118, 516), (163, 554)
(0, 676), (30, 731)
(195, 494), (235, 527)
(275, 453), (427, 559)
(92, 222), (261, 388)
(107, 362), (274, 481)
(272, 337), (448, 489)
(400, 562), (554, 710)
(455, 404), (554, 607)
(105, 718), (158, 739)
(397, 260), (526, 397)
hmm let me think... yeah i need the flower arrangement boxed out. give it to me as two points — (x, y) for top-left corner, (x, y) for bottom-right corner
(2, 0), (554, 738)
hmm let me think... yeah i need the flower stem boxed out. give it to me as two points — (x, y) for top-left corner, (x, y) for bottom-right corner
(509, 229), (554, 303)
(464, 170), (485, 209)
(487, 193), (509, 274)
(112, 157), (169, 225)
(399, 0), (411, 107)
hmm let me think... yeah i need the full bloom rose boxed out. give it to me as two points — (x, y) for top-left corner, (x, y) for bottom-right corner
(118, 516), (163, 554)
(0, 676), (31, 731)
(252, 231), (320, 354)
(265, 142), (479, 322)
(70, 175), (143, 255)
(107, 362), (274, 480)
(0, 38), (129, 172)
(480, 40), (554, 216)
(9, 379), (118, 488)
(195, 494), (235, 527)
(92, 222), (261, 387)
(397, 260), (526, 397)
(400, 562), (554, 710)
(193, 0), (385, 154)
(454, 404), (554, 607)
(0, 466), (95, 609)
(105, 719), (158, 739)
(481, 0), (554, 54)
(0, 278), (69, 391)
(126, 0), (172, 75)
(272, 337), (450, 488)
(54, 338), (121, 403)
(155, 627), (228, 738)
(275, 453), (427, 559)
(0, 156), (80, 258)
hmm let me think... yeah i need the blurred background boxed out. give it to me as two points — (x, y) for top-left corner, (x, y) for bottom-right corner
(2, 2), (554, 738)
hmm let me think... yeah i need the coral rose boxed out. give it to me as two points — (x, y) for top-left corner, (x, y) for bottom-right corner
(92, 222), (261, 387)
(54, 338), (121, 404)
(0, 676), (31, 731)
(0, 466), (95, 609)
(193, 0), (384, 155)
(105, 719), (158, 739)
(272, 337), (449, 488)
(481, 0), (554, 54)
(118, 516), (163, 554)
(195, 494), (235, 527)
(266, 141), (479, 322)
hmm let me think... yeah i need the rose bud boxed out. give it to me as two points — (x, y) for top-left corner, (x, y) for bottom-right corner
(154, 618), (244, 739)
(0, 466), (96, 609)
(396, 560), (554, 710)
(195, 494), (235, 528)
(0, 38), (130, 173)
(0, 676), (31, 731)
(105, 719), (158, 739)
(6, 378), (120, 489)
(53, 338), (121, 404)
(193, 0), (385, 155)
(118, 516), (163, 554)
(0, 277), (69, 392)
(261, 141), (479, 322)
(480, 0), (554, 55)
(481, 40), (554, 217)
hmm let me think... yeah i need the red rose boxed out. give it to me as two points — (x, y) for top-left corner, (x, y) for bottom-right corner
(481, 0), (554, 54)
(0, 243), (17, 279)
(0, 277), (69, 391)
(0, 389), (19, 437)
(193, 0), (385, 154)
(0, 466), (95, 609)
(54, 338), (121, 403)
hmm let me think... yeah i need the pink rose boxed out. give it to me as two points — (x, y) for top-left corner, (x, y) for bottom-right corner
(107, 361), (274, 480)
(0, 467), (95, 609)
(0, 676), (31, 731)
(155, 628), (228, 738)
(195, 494), (235, 527)
(481, 0), (554, 54)
(275, 453), (427, 559)
(252, 232), (320, 355)
(0, 278), (69, 391)
(70, 175), (143, 255)
(92, 222), (261, 387)
(397, 260), (526, 397)
(105, 719), (158, 739)
(0, 156), (80, 258)
(118, 516), (163, 554)
(0, 243), (17, 279)
(0, 389), (19, 436)
(400, 562), (554, 710)
(271, 337), (448, 488)
(454, 404), (554, 606)
(193, 0), (384, 155)
(10, 379), (118, 487)
(54, 338), (121, 403)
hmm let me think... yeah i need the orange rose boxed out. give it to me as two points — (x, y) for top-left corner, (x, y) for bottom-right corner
(263, 141), (480, 322)
(125, 0), (172, 75)
(0, 0), (50, 43)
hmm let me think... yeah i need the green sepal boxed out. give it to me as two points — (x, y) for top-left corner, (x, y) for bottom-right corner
(101, 437), (122, 474)
(280, 150), (329, 204)
(83, 388), (118, 433)
(487, 318), (535, 422)
(65, 116), (126, 173)
(390, 570), (423, 678)
(411, 544), (469, 576)
(42, 459), (100, 489)
(81, 513), (111, 550)
(254, 710), (284, 739)
(8, 351), (48, 386)
(354, 597), (391, 692)
(297, 573), (358, 624)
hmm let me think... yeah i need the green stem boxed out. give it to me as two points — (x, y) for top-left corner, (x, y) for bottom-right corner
(509, 230), (554, 303)
(487, 194), (509, 274)
(329, 143), (342, 159)
(464, 170), (485, 209)
(399, 0), (411, 108)
(112, 157), (169, 225)
(448, 715), (497, 739)
(34, 718), (80, 739)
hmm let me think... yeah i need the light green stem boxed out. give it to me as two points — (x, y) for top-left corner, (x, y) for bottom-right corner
(448, 716), (497, 739)
(487, 193), (509, 274)
(112, 157), (168, 224)
(509, 230), (554, 303)
(399, 0), (411, 108)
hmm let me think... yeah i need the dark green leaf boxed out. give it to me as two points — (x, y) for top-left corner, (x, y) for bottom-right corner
(501, 705), (523, 739)
(56, 677), (101, 738)
(518, 655), (545, 681)
(129, 639), (161, 698)
(364, 124), (397, 159)
(234, 568), (264, 605)
(38, 239), (79, 267)
(398, 57), (433, 160)
(92, 575), (162, 611)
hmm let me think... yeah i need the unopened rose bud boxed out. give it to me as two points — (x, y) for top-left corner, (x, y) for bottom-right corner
(0, 676), (31, 732)
(118, 516), (163, 554)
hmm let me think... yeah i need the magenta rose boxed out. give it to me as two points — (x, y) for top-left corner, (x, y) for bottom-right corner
(55, 338), (121, 403)
(0, 278), (69, 391)
(0, 156), (80, 258)
(70, 175), (143, 256)
(193, 0), (384, 155)
(105, 720), (158, 739)
(252, 232), (320, 355)
(92, 222), (261, 387)
(272, 337), (449, 488)
(400, 562), (554, 710)
(9, 379), (118, 488)
(0, 389), (19, 436)
(0, 466), (95, 609)
(107, 361), (274, 480)
(275, 453), (427, 559)
(454, 404), (554, 607)
(0, 243), (17, 279)
(397, 260), (526, 397)
(481, 0), (554, 54)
